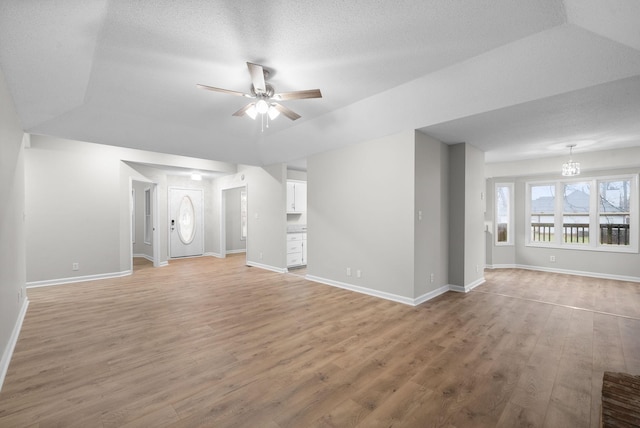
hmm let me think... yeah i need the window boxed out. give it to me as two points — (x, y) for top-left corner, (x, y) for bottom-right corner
(495, 183), (514, 245)
(529, 183), (555, 243)
(144, 188), (152, 245)
(526, 174), (638, 253)
(562, 181), (590, 244)
(599, 179), (631, 246)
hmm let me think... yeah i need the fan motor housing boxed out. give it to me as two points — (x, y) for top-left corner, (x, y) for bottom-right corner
(251, 83), (275, 98)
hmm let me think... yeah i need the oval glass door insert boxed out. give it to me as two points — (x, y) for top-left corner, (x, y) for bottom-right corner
(177, 195), (196, 244)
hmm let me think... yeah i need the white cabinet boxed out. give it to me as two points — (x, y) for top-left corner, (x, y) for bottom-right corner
(286, 181), (307, 214)
(286, 232), (307, 267)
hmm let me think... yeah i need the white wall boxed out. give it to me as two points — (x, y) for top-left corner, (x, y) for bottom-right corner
(448, 144), (466, 287)
(414, 131), (449, 297)
(464, 144), (486, 287)
(25, 137), (123, 282)
(287, 170), (307, 181)
(448, 143), (486, 290)
(0, 66), (27, 389)
(307, 131), (416, 300)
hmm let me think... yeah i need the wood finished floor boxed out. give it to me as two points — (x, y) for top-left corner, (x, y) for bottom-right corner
(1, 256), (639, 427)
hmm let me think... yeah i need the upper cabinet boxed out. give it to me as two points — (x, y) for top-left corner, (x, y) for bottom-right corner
(286, 180), (307, 214)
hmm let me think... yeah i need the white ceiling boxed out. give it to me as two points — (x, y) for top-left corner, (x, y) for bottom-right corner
(1, 0), (639, 169)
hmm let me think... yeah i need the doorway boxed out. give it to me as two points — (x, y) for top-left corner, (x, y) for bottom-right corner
(220, 185), (247, 260)
(169, 187), (204, 258)
(131, 180), (159, 270)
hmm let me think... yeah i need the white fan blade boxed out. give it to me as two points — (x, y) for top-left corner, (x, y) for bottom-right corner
(273, 103), (301, 121)
(273, 89), (322, 101)
(197, 84), (252, 98)
(247, 62), (266, 94)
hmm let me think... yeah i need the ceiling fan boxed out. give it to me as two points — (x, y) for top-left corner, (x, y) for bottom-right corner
(197, 62), (322, 124)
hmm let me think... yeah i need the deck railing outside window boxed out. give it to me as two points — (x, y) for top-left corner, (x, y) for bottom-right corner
(530, 223), (630, 245)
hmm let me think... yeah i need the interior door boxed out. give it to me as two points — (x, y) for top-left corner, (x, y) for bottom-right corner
(169, 188), (204, 258)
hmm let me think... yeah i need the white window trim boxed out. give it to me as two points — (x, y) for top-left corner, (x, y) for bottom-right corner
(495, 182), (514, 246)
(525, 174), (638, 253)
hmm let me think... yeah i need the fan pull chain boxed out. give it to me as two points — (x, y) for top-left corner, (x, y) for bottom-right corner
(260, 111), (271, 132)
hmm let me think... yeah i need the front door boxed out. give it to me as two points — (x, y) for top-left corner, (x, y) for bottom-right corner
(169, 188), (204, 258)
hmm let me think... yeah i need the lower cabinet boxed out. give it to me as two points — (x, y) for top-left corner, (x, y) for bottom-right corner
(286, 232), (307, 267)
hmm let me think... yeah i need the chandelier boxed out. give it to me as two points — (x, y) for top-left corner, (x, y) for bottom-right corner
(562, 144), (580, 176)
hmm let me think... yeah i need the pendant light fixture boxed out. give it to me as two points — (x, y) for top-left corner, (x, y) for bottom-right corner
(562, 144), (580, 176)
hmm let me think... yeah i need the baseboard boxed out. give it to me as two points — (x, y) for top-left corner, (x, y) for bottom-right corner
(485, 264), (517, 270)
(466, 277), (486, 291)
(486, 263), (640, 283)
(514, 264), (640, 283)
(246, 261), (287, 274)
(26, 270), (132, 288)
(133, 254), (154, 262)
(305, 275), (483, 306)
(225, 249), (247, 255)
(204, 252), (222, 258)
(0, 297), (29, 392)
(306, 275), (417, 306)
(413, 285), (451, 305)
(449, 277), (486, 293)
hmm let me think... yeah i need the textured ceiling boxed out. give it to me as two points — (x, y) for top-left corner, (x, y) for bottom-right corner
(0, 0), (639, 169)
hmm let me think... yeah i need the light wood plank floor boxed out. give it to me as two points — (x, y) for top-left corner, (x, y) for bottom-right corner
(1, 256), (639, 427)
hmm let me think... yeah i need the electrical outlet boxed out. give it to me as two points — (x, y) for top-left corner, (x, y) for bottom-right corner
(550, 255), (556, 262)
(259, 252), (263, 260)
(72, 262), (79, 271)
(346, 267), (351, 276)
(356, 269), (362, 278)
(430, 273), (435, 283)
(475, 265), (479, 273)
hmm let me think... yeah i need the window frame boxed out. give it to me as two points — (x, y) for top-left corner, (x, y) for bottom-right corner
(525, 174), (638, 253)
(526, 181), (556, 245)
(494, 182), (514, 246)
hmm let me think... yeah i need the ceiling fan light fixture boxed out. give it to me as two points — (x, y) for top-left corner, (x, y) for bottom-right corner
(255, 99), (269, 114)
(246, 104), (258, 120)
(199, 62), (322, 124)
(268, 104), (280, 120)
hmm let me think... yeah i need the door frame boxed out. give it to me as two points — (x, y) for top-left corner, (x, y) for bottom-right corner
(220, 184), (247, 260)
(130, 179), (160, 270)
(168, 186), (205, 258)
